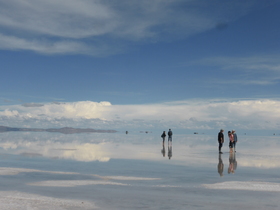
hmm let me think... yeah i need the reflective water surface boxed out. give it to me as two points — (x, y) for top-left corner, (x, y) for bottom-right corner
(0, 131), (280, 209)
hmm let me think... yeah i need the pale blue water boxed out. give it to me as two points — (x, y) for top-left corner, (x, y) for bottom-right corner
(0, 131), (279, 209)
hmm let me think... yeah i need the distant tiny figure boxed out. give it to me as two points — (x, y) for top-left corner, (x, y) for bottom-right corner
(232, 130), (238, 152)
(228, 131), (234, 153)
(168, 129), (173, 141)
(125, 131), (128, 134)
(218, 154), (224, 177)
(161, 131), (166, 143)
(218, 129), (224, 154)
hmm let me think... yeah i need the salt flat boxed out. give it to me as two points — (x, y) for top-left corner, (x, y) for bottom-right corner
(0, 131), (279, 209)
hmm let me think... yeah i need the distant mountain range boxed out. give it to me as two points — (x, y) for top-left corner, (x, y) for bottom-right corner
(0, 126), (117, 134)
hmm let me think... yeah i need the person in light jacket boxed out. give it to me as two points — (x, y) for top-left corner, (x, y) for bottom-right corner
(232, 130), (238, 152)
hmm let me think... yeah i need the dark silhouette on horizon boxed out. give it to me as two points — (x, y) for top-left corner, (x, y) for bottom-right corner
(0, 126), (117, 134)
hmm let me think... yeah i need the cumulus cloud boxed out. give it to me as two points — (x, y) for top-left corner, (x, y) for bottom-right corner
(2, 100), (111, 119)
(0, 0), (273, 55)
(0, 99), (280, 130)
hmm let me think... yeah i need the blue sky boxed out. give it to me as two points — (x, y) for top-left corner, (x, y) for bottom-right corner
(0, 0), (280, 133)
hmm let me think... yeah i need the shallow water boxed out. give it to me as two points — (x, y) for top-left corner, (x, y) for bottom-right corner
(0, 131), (279, 209)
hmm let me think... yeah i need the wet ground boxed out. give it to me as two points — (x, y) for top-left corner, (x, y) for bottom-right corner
(0, 131), (279, 209)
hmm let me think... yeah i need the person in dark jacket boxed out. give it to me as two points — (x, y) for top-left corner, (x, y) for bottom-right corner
(218, 129), (224, 154)
(168, 129), (173, 142)
(161, 131), (166, 143)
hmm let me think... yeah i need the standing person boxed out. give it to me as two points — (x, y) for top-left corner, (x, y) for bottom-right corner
(161, 131), (166, 143)
(218, 129), (224, 154)
(168, 129), (173, 142)
(232, 130), (238, 152)
(228, 131), (234, 153)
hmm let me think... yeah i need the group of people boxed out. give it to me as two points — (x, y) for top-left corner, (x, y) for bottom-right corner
(160, 129), (173, 159)
(218, 129), (238, 154)
(161, 129), (173, 143)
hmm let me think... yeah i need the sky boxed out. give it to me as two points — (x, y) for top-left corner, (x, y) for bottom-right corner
(0, 0), (280, 134)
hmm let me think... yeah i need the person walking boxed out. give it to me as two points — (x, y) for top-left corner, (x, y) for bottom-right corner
(218, 129), (224, 154)
(168, 129), (173, 142)
(232, 130), (238, 152)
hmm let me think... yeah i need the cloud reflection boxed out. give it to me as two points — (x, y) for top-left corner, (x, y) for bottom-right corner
(28, 180), (128, 187)
(0, 167), (79, 176)
(0, 191), (96, 209)
(56, 143), (110, 162)
(0, 132), (280, 170)
(203, 181), (280, 192)
(3, 141), (110, 162)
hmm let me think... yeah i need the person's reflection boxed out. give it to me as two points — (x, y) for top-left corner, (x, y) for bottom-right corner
(168, 142), (172, 160)
(161, 143), (166, 157)
(233, 153), (237, 172)
(228, 152), (237, 174)
(217, 154), (224, 177)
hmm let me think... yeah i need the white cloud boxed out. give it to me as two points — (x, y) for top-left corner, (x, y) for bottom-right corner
(196, 55), (280, 85)
(0, 0), (272, 55)
(0, 33), (101, 55)
(0, 99), (280, 130)
(0, 0), (115, 38)
(201, 55), (280, 72)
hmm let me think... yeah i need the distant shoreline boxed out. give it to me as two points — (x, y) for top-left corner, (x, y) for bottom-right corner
(0, 126), (117, 134)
